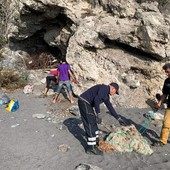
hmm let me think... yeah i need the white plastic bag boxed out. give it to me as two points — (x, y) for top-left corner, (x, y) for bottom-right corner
(23, 85), (34, 94)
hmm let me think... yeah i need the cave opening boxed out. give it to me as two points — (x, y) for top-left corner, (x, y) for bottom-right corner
(9, 29), (62, 69)
(8, 8), (74, 70)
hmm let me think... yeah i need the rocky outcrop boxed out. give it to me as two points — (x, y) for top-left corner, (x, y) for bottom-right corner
(1, 0), (170, 107)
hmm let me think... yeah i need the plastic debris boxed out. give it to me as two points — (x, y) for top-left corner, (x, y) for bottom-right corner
(0, 93), (10, 108)
(144, 111), (164, 120)
(23, 85), (34, 94)
(153, 112), (164, 120)
(99, 125), (153, 155)
(6, 100), (19, 112)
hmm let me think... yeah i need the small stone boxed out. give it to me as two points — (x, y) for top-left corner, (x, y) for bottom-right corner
(75, 163), (102, 170)
(58, 144), (70, 152)
(11, 124), (20, 128)
(32, 114), (46, 119)
(47, 117), (52, 121)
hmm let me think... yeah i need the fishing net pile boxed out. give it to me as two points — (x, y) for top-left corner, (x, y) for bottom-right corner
(99, 125), (153, 155)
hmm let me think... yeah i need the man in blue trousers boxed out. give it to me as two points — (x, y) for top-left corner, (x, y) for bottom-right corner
(78, 82), (126, 155)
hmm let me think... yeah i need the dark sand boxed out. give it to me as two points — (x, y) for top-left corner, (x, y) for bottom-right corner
(0, 88), (170, 170)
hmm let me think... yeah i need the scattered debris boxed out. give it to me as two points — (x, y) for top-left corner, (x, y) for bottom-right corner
(32, 114), (46, 119)
(75, 163), (102, 170)
(68, 105), (80, 116)
(23, 85), (34, 94)
(58, 144), (70, 152)
(6, 100), (19, 112)
(144, 111), (164, 120)
(153, 112), (164, 120)
(11, 123), (20, 128)
(99, 125), (153, 155)
(0, 93), (10, 108)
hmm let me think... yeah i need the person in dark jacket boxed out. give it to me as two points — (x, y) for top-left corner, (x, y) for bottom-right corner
(154, 63), (170, 146)
(78, 82), (126, 155)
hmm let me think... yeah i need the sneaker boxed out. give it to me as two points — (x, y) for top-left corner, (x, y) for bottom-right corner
(153, 141), (165, 147)
(86, 146), (103, 155)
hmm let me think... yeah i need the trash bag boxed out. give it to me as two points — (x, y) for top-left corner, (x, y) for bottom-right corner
(6, 100), (19, 112)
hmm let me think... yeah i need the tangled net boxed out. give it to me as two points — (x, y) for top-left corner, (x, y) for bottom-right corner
(99, 125), (153, 155)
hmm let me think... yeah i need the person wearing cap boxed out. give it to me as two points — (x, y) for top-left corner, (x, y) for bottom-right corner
(78, 83), (126, 155)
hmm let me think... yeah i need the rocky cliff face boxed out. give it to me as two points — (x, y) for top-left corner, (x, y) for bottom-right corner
(1, 0), (170, 107)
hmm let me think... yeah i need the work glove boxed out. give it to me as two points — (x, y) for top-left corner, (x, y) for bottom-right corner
(118, 117), (127, 126)
(96, 113), (102, 124)
(73, 78), (77, 84)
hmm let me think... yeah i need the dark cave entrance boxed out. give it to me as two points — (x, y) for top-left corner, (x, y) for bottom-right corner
(8, 10), (74, 69)
(9, 29), (62, 69)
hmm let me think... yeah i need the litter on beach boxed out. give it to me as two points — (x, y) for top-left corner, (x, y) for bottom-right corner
(99, 125), (153, 155)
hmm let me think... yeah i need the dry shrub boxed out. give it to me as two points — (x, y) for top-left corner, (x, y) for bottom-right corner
(0, 69), (27, 90)
(24, 52), (58, 70)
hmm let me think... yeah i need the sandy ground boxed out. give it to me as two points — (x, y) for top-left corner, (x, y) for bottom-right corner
(0, 86), (170, 170)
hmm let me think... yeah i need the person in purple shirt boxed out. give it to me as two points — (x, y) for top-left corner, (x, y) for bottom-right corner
(52, 59), (76, 104)
(78, 83), (126, 155)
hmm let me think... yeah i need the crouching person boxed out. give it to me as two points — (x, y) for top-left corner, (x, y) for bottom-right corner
(78, 83), (126, 155)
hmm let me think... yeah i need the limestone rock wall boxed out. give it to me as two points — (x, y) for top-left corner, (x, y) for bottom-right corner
(1, 0), (170, 107)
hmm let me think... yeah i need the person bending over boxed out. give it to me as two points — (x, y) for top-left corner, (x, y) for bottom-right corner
(78, 82), (126, 155)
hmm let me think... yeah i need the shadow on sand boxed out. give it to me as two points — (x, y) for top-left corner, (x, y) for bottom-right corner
(63, 118), (87, 150)
(64, 115), (161, 151)
(63, 117), (109, 150)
